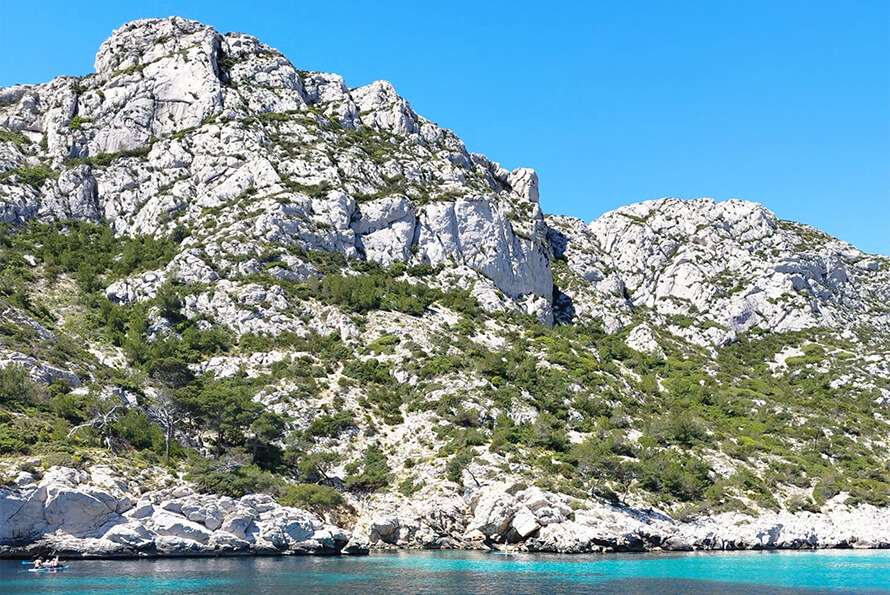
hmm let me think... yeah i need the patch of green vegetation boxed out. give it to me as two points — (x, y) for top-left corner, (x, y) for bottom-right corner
(0, 129), (30, 147)
(344, 444), (391, 492)
(279, 175), (333, 199)
(217, 54), (238, 84)
(364, 334), (400, 355)
(187, 459), (284, 498)
(68, 115), (94, 130)
(64, 145), (152, 168)
(278, 483), (345, 511)
(398, 476), (425, 497)
(445, 450), (475, 483)
(311, 271), (439, 316)
(0, 166), (58, 188)
(258, 111), (295, 123)
(305, 410), (354, 439)
(112, 63), (147, 77)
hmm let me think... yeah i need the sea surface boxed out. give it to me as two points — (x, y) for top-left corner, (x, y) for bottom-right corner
(2, 549), (888, 594)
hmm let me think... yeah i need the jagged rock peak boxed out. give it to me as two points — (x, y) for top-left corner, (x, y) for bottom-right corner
(590, 197), (782, 249)
(0, 17), (553, 322)
(94, 17), (222, 77)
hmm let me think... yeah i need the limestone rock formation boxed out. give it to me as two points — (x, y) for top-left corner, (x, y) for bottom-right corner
(0, 17), (552, 323)
(5, 466), (887, 557)
(1, 17), (889, 560)
(0, 466), (348, 556)
(548, 198), (890, 344)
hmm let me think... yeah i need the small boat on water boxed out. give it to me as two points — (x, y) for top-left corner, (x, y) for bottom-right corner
(23, 556), (69, 572)
(28, 564), (69, 572)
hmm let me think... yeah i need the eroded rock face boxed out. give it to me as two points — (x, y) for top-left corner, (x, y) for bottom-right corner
(6, 18), (884, 338)
(0, 17), (553, 323)
(548, 199), (890, 345)
(345, 481), (890, 554)
(525, 501), (890, 553)
(2, 465), (890, 557)
(0, 467), (348, 556)
(0, 351), (81, 387)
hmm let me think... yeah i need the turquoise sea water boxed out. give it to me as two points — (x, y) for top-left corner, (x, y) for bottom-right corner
(1, 549), (888, 594)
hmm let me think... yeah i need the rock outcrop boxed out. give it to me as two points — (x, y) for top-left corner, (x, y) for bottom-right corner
(4, 468), (888, 558)
(548, 199), (890, 344)
(1, 466), (348, 557)
(350, 482), (890, 553)
(0, 17), (552, 323)
(4, 19), (887, 336)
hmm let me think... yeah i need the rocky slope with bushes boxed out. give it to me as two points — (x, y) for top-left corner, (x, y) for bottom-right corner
(1, 17), (888, 557)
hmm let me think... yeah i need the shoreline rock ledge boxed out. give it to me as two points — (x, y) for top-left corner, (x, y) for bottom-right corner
(0, 467), (359, 558)
(2, 468), (888, 559)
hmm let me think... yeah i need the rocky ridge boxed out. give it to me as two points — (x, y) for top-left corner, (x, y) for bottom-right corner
(1, 465), (351, 556)
(548, 199), (890, 346)
(0, 17), (553, 323)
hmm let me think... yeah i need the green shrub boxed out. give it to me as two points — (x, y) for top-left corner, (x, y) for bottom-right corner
(650, 413), (706, 447)
(529, 413), (570, 452)
(0, 425), (29, 454)
(0, 166), (58, 188)
(344, 444), (390, 492)
(278, 483), (344, 510)
(64, 146), (151, 167)
(258, 112), (293, 123)
(364, 334), (400, 355)
(637, 450), (712, 502)
(407, 264), (437, 277)
(188, 461), (284, 498)
(305, 410), (354, 438)
(0, 364), (39, 407)
(0, 129), (30, 147)
(112, 63), (147, 77)
(114, 409), (165, 453)
(489, 416), (531, 453)
(343, 358), (393, 385)
(68, 115), (94, 130)
(315, 271), (439, 315)
(812, 474), (841, 505)
(283, 448), (340, 484)
(398, 476), (425, 496)
(445, 450), (474, 483)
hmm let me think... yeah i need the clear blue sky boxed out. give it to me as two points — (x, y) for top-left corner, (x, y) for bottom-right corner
(2, 0), (888, 254)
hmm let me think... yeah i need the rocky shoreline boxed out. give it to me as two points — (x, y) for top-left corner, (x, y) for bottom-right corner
(2, 466), (888, 560)
(0, 466), (357, 559)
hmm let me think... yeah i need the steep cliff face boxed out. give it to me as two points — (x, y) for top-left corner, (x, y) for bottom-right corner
(0, 17), (552, 322)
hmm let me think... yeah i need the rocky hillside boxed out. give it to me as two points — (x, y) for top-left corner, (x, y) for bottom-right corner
(549, 198), (890, 345)
(0, 17), (551, 322)
(1, 17), (888, 556)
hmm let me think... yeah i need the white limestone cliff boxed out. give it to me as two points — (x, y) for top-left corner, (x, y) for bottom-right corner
(0, 17), (552, 323)
(548, 198), (890, 345)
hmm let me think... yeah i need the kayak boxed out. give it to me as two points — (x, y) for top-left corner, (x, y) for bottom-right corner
(28, 565), (69, 572)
